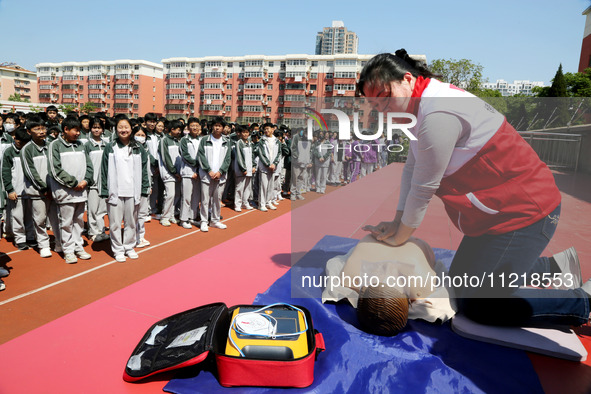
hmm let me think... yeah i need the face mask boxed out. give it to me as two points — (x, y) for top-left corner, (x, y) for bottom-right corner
(183, 130), (190, 135)
(4, 124), (15, 133)
(134, 136), (146, 144)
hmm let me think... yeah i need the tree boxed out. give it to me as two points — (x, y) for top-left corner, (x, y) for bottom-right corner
(80, 102), (97, 114)
(548, 64), (567, 97)
(429, 58), (484, 93)
(8, 93), (29, 103)
(29, 105), (43, 113)
(58, 103), (77, 114)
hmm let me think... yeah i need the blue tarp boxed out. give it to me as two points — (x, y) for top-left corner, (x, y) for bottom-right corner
(164, 235), (543, 393)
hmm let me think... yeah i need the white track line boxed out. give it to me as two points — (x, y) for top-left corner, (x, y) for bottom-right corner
(0, 209), (260, 306)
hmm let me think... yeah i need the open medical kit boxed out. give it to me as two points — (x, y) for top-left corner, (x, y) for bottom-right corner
(123, 302), (325, 388)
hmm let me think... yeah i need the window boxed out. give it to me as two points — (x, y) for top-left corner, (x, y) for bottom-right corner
(285, 83), (305, 90)
(325, 85), (333, 91)
(326, 73), (334, 79)
(311, 61), (318, 66)
(115, 74), (130, 79)
(63, 94), (77, 99)
(238, 105), (263, 112)
(40, 76), (53, 81)
(287, 60), (306, 66)
(115, 94), (132, 99)
(245, 60), (263, 66)
(166, 83), (187, 89)
(171, 62), (186, 68)
(203, 94), (222, 100)
(88, 84), (102, 89)
(227, 62), (233, 67)
(89, 94), (104, 99)
(63, 75), (78, 80)
(268, 61), (274, 67)
(334, 84), (355, 91)
(205, 61), (222, 67)
(226, 84), (232, 89)
(168, 73), (187, 79)
(133, 104), (139, 109)
(79, 94), (84, 99)
(62, 84), (77, 90)
(40, 85), (52, 90)
(244, 83), (263, 89)
(153, 86), (156, 92)
(327, 61), (334, 67)
(335, 59), (357, 66)
(135, 75), (139, 80)
(115, 84), (133, 89)
(285, 95), (305, 102)
(39, 67), (50, 72)
(244, 72), (263, 78)
(239, 62), (245, 67)
(204, 83), (223, 89)
(267, 84), (273, 90)
(134, 65), (140, 70)
(310, 84), (317, 90)
(134, 94), (139, 99)
(204, 72), (223, 78)
(88, 74), (102, 80)
(335, 72), (356, 78)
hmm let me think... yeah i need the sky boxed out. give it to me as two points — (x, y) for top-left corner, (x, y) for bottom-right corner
(1, 0), (589, 85)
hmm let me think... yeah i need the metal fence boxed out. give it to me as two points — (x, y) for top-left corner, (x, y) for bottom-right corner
(518, 131), (583, 172)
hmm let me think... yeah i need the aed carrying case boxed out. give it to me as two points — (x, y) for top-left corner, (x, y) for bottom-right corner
(122, 302), (325, 388)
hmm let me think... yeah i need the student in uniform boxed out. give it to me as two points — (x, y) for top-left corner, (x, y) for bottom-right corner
(289, 128), (311, 201)
(256, 123), (281, 211)
(312, 131), (332, 194)
(132, 127), (153, 248)
(158, 119), (182, 226)
(48, 117), (94, 264)
(99, 116), (150, 263)
(21, 116), (59, 258)
(2, 127), (34, 250)
(232, 125), (256, 212)
(0, 119), (15, 236)
(84, 117), (109, 243)
(197, 117), (231, 232)
(178, 117), (203, 229)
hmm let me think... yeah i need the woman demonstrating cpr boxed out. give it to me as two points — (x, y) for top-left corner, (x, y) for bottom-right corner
(359, 49), (589, 327)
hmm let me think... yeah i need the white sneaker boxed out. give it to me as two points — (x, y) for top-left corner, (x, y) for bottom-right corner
(137, 238), (150, 248)
(244, 204), (254, 210)
(76, 250), (91, 260)
(115, 254), (126, 263)
(267, 203), (277, 210)
(64, 254), (77, 264)
(40, 248), (52, 258)
(200, 222), (209, 232)
(271, 200), (279, 206)
(260, 206), (268, 212)
(235, 206), (242, 212)
(126, 250), (139, 259)
(181, 221), (192, 229)
(170, 218), (178, 224)
(144, 216), (151, 222)
(160, 219), (171, 227)
(153, 214), (162, 220)
(552, 247), (582, 289)
(211, 221), (227, 229)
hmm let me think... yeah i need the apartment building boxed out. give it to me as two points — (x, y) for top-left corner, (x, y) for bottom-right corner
(0, 64), (38, 102)
(162, 53), (424, 128)
(35, 60), (164, 116)
(481, 79), (545, 96)
(315, 21), (359, 55)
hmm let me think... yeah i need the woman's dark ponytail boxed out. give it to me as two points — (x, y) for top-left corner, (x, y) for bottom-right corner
(357, 49), (441, 96)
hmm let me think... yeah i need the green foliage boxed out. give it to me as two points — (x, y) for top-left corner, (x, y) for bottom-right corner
(548, 64), (567, 97)
(79, 102), (97, 114)
(58, 104), (77, 114)
(429, 58), (484, 93)
(8, 93), (29, 103)
(29, 105), (43, 113)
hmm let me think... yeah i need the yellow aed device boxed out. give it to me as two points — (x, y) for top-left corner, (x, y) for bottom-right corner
(225, 304), (309, 360)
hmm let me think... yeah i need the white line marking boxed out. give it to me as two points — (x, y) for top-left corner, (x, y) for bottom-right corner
(0, 209), (262, 306)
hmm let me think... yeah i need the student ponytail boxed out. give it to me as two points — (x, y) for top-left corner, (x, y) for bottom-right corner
(357, 49), (441, 96)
